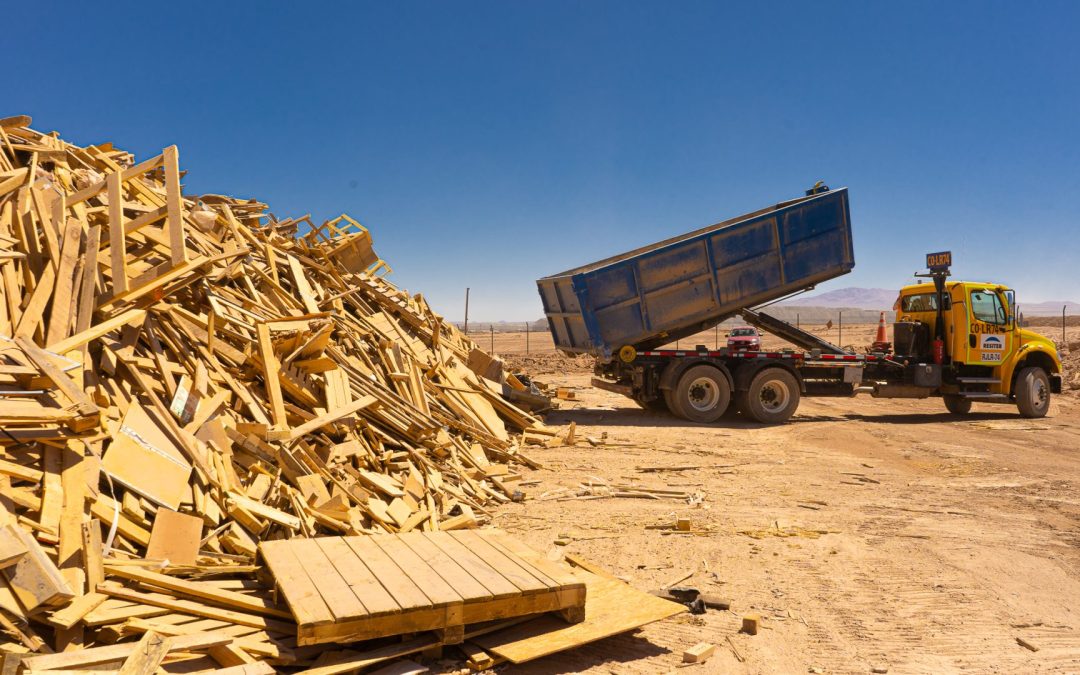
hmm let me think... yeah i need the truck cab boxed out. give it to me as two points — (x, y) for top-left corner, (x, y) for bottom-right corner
(894, 280), (1063, 416)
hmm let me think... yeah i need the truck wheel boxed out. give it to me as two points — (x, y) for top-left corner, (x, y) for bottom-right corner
(1015, 367), (1050, 418)
(943, 395), (972, 415)
(742, 368), (800, 424)
(669, 365), (730, 423)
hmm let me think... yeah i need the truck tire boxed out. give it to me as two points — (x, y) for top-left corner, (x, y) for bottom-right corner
(741, 368), (800, 424)
(1015, 366), (1050, 418)
(943, 394), (972, 415)
(668, 365), (730, 423)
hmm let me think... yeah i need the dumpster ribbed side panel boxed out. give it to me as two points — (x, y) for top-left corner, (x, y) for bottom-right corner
(537, 188), (854, 358)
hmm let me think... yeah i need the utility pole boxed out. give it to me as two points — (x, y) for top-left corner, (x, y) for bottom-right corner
(839, 311), (843, 349)
(1065, 305), (1068, 345)
(490, 325), (494, 353)
(463, 288), (470, 334)
(525, 321), (530, 354)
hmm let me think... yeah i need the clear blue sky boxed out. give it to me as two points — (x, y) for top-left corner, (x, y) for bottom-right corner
(10, 2), (1079, 321)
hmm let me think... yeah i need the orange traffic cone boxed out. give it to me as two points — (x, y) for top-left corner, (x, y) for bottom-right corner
(872, 311), (891, 352)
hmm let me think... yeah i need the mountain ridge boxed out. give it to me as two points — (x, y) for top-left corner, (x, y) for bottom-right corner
(781, 287), (1080, 315)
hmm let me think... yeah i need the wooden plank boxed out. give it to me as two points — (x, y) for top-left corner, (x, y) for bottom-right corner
(284, 537), (367, 620)
(81, 521), (104, 590)
(394, 533), (494, 602)
(107, 169), (128, 295)
(422, 532), (521, 599)
(57, 440), (88, 596)
(49, 308), (145, 355)
(20, 631), (230, 671)
(46, 591), (108, 629)
(103, 566), (291, 619)
(342, 536), (430, 611)
(370, 536), (462, 608)
(476, 530), (580, 589)
(447, 529), (548, 591)
(444, 531), (550, 594)
(90, 494), (151, 547)
(256, 323), (286, 431)
(73, 224), (100, 337)
(13, 263), (55, 339)
(257, 540), (334, 630)
(96, 583), (293, 632)
(0, 524), (74, 610)
(286, 255), (320, 314)
(313, 537), (399, 616)
(117, 630), (172, 675)
(189, 664), (275, 675)
(163, 145), (187, 265)
(0, 530), (27, 568)
(14, 335), (99, 420)
(0, 458), (43, 483)
(287, 395), (377, 440)
(39, 446), (63, 536)
(44, 217), (83, 347)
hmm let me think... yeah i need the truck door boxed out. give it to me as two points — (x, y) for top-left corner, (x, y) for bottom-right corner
(965, 287), (1012, 366)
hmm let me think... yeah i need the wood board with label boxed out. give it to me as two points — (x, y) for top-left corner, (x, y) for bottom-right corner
(102, 403), (192, 510)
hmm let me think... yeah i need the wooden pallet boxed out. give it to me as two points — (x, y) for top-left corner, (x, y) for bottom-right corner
(260, 530), (586, 646)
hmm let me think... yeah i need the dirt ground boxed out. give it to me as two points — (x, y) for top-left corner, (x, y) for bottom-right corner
(486, 324), (1080, 674)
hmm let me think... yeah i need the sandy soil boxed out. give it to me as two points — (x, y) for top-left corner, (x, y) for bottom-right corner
(485, 325), (1080, 673)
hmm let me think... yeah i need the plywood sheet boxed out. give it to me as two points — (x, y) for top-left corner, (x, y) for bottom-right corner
(472, 570), (684, 664)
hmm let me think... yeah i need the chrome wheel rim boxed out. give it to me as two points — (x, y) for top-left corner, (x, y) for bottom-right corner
(1033, 378), (1048, 407)
(759, 380), (791, 412)
(687, 377), (721, 412)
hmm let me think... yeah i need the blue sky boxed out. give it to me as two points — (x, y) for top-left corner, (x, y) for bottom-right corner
(10, 2), (1079, 321)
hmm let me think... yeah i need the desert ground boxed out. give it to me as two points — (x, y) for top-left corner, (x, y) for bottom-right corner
(473, 322), (1080, 673)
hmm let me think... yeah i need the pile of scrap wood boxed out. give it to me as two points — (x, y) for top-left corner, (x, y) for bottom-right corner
(0, 115), (580, 668)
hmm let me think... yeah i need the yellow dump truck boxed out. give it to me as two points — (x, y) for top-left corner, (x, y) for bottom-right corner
(539, 186), (1063, 423)
(893, 256), (1063, 416)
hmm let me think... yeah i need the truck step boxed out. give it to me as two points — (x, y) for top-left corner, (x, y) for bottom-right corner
(959, 392), (1009, 400)
(956, 377), (1001, 384)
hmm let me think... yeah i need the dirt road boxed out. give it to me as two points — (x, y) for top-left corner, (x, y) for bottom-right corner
(487, 326), (1080, 673)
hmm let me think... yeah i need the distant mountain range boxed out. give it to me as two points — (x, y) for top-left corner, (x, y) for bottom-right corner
(780, 287), (1079, 316)
(782, 288), (898, 310)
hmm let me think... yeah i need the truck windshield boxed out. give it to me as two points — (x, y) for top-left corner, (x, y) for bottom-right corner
(901, 293), (937, 312)
(731, 328), (756, 336)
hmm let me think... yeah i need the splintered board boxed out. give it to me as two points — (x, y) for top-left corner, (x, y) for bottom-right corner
(259, 530), (586, 646)
(471, 569), (685, 664)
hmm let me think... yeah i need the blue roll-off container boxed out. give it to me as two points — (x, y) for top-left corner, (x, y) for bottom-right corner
(536, 188), (854, 358)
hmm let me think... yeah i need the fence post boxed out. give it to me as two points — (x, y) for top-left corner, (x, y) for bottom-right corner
(463, 288), (470, 334)
(526, 321), (530, 354)
(839, 311), (843, 348)
(490, 325), (494, 353)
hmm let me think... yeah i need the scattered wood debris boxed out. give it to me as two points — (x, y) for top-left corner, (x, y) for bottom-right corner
(0, 117), (578, 670)
(682, 641), (715, 663)
(741, 614), (761, 635)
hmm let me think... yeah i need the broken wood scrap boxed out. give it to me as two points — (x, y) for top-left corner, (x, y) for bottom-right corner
(0, 117), (570, 670)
